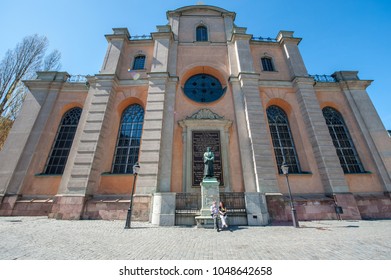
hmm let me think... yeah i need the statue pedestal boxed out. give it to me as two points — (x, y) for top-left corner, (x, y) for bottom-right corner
(195, 177), (220, 228)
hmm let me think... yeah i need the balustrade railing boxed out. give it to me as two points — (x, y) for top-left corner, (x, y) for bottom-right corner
(129, 34), (152, 40)
(310, 74), (337, 83)
(251, 36), (277, 42)
(66, 75), (88, 83)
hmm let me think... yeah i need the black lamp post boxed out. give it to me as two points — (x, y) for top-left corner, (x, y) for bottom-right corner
(125, 162), (140, 229)
(281, 162), (299, 228)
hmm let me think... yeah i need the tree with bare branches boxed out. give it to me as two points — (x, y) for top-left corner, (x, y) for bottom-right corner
(0, 34), (61, 150)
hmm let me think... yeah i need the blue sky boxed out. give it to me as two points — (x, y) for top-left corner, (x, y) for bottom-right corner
(1, 0), (390, 129)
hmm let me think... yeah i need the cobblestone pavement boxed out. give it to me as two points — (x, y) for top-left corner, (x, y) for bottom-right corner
(0, 217), (390, 260)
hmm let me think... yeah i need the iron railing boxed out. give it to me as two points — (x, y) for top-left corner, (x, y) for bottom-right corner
(251, 36), (277, 42)
(66, 75), (88, 83)
(175, 193), (201, 214)
(220, 192), (246, 213)
(129, 35), (152, 40)
(175, 192), (246, 214)
(310, 74), (337, 83)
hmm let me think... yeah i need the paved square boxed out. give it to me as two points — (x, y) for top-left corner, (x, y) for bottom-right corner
(0, 217), (390, 260)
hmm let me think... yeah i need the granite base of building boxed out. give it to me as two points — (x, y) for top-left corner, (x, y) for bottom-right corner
(1, 192), (390, 223)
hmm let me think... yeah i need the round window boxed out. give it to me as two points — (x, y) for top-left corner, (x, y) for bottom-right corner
(183, 74), (225, 103)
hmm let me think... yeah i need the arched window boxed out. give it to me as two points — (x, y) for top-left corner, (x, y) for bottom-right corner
(196, 26), (208, 41)
(261, 57), (275, 71)
(132, 55), (145, 70)
(322, 107), (364, 173)
(112, 104), (144, 174)
(267, 105), (301, 173)
(44, 107), (82, 175)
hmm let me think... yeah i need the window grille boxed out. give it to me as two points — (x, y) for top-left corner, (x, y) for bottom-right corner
(196, 26), (208, 41)
(267, 105), (301, 173)
(261, 57), (275, 71)
(322, 107), (364, 173)
(183, 74), (224, 103)
(112, 104), (144, 174)
(44, 107), (82, 175)
(132, 55), (145, 70)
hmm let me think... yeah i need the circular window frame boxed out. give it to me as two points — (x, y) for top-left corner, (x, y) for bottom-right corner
(183, 74), (226, 103)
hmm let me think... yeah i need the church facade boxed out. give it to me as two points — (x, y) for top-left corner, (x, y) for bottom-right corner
(0, 5), (390, 225)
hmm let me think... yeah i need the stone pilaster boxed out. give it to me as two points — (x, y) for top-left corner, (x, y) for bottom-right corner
(229, 77), (258, 193)
(334, 71), (391, 192)
(277, 31), (307, 78)
(228, 27), (279, 195)
(231, 29), (254, 73)
(101, 28), (130, 75)
(157, 77), (177, 192)
(0, 72), (68, 199)
(51, 75), (118, 219)
(239, 73), (280, 193)
(50, 28), (130, 219)
(294, 77), (350, 193)
(148, 26), (178, 225)
(137, 73), (168, 195)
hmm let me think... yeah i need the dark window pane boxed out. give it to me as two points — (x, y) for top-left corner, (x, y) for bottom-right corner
(267, 105), (301, 174)
(196, 26), (208, 41)
(44, 107), (82, 175)
(261, 57), (275, 71)
(133, 55), (145, 70)
(322, 107), (364, 173)
(112, 104), (144, 174)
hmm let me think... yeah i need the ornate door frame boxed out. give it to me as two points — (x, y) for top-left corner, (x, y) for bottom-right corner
(179, 108), (232, 193)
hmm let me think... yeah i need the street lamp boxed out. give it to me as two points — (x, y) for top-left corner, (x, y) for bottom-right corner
(125, 162), (140, 229)
(281, 162), (299, 228)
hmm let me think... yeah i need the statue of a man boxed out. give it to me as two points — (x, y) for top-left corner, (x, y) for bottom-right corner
(203, 147), (214, 178)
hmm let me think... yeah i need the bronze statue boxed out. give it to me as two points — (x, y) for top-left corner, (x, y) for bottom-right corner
(203, 147), (214, 178)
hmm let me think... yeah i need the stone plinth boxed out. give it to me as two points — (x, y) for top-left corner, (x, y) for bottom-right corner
(245, 192), (269, 226)
(151, 192), (176, 226)
(195, 177), (220, 228)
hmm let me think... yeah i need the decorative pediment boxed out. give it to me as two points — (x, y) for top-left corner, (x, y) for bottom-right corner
(186, 108), (223, 120)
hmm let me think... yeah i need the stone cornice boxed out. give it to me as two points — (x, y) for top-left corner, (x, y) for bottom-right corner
(312, 82), (341, 91)
(105, 33), (130, 43)
(259, 80), (292, 88)
(237, 72), (260, 82)
(230, 32), (252, 43)
(235, 73), (260, 88)
(117, 79), (149, 86)
(62, 83), (90, 92)
(277, 31), (302, 45)
(88, 74), (119, 90)
(167, 5), (235, 21)
(22, 80), (66, 91)
(151, 25), (174, 41)
(178, 41), (227, 46)
(292, 76), (314, 85)
(338, 80), (373, 90)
